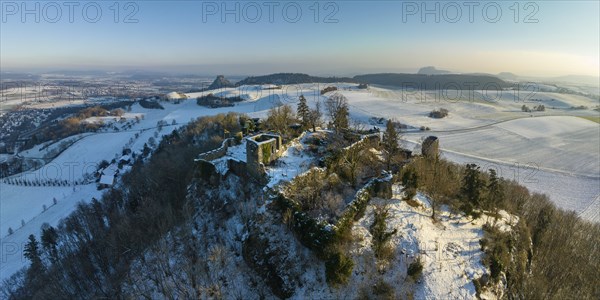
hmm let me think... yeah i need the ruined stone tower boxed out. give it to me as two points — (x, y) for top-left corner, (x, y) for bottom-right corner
(422, 136), (439, 158)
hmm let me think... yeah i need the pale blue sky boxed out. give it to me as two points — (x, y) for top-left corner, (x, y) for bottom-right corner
(1, 1), (598, 76)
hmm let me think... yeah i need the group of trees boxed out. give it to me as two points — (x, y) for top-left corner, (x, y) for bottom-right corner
(2, 178), (84, 187)
(196, 94), (243, 108)
(0, 114), (244, 299)
(187, 112), (243, 143)
(327, 138), (381, 189)
(320, 86), (338, 95)
(75, 106), (116, 119)
(264, 104), (297, 138)
(403, 158), (507, 221)
(297, 95), (322, 132)
(32, 105), (133, 146)
(400, 156), (600, 298)
(265, 93), (350, 137)
(284, 169), (351, 220)
(458, 164), (507, 221)
(428, 108), (449, 118)
(521, 104), (545, 112)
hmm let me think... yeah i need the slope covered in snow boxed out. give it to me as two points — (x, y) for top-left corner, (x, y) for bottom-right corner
(334, 86), (599, 222)
(291, 186), (516, 299)
(0, 95), (286, 280)
(2, 81), (598, 285)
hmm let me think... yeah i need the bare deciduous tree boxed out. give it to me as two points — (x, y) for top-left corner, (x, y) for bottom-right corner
(265, 104), (296, 136)
(325, 94), (349, 131)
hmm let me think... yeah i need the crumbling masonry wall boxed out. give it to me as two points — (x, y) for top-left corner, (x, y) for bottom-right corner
(246, 134), (283, 181)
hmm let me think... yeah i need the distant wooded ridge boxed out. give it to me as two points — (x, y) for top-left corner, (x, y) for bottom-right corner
(227, 73), (510, 90)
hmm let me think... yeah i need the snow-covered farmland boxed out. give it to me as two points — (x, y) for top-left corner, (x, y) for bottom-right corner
(0, 91), (285, 280)
(1, 82), (598, 282)
(0, 183), (101, 279)
(333, 86), (599, 222)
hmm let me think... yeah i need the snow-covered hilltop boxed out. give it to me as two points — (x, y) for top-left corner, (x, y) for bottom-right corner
(1, 77), (598, 299)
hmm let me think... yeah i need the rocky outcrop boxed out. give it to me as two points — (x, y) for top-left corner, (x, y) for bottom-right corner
(208, 75), (235, 90)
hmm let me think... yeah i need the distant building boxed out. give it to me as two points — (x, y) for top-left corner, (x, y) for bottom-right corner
(99, 174), (115, 186)
(119, 155), (131, 164)
(98, 164), (119, 187)
(166, 91), (186, 101)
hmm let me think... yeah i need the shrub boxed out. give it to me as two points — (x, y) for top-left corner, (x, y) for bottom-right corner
(261, 143), (272, 163)
(321, 86), (338, 95)
(274, 194), (335, 257)
(139, 99), (164, 110)
(407, 257), (423, 279)
(234, 132), (243, 144)
(429, 108), (449, 118)
(325, 251), (354, 285)
(335, 187), (371, 235)
(570, 105), (587, 110)
(472, 276), (488, 298)
(481, 226), (512, 283)
(196, 94), (241, 108)
(372, 279), (395, 299)
(490, 256), (503, 280)
(370, 205), (397, 261)
(401, 168), (418, 201)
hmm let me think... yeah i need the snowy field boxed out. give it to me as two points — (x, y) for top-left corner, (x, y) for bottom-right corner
(335, 87), (599, 223)
(1, 82), (598, 281)
(0, 88), (283, 280)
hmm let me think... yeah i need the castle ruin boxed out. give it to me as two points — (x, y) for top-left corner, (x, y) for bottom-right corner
(246, 133), (284, 180)
(422, 136), (439, 158)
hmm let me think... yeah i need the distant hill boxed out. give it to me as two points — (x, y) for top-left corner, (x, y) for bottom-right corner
(0, 72), (41, 81)
(205, 72), (510, 91)
(496, 72), (599, 87)
(209, 75), (235, 89)
(353, 73), (510, 90)
(235, 73), (356, 86)
(497, 72), (519, 81)
(546, 75), (600, 86)
(43, 70), (114, 77)
(417, 66), (452, 75)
